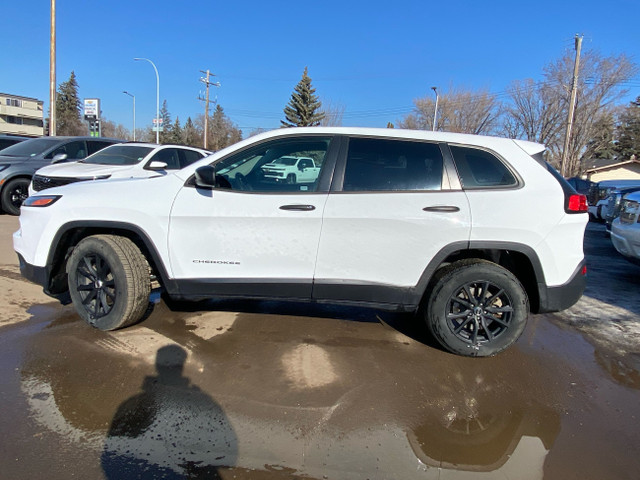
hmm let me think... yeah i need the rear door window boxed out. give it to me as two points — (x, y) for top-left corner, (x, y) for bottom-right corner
(343, 138), (443, 191)
(450, 146), (517, 189)
(87, 140), (117, 155)
(179, 149), (205, 168)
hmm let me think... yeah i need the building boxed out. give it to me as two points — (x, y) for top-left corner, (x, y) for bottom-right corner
(0, 93), (44, 137)
(585, 156), (640, 182)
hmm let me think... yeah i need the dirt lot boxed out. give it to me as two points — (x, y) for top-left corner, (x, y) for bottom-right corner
(0, 215), (639, 479)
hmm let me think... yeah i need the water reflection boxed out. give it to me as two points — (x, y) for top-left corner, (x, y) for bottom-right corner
(101, 345), (237, 478)
(20, 312), (567, 479)
(406, 368), (560, 477)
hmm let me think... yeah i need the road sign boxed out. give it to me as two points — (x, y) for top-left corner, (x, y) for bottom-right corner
(152, 126), (164, 132)
(152, 118), (163, 124)
(84, 98), (100, 118)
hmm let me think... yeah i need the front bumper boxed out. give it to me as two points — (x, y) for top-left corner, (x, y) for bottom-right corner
(610, 224), (640, 265)
(17, 253), (71, 304)
(18, 253), (48, 287)
(537, 261), (586, 313)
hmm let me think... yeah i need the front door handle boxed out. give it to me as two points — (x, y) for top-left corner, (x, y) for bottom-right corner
(279, 204), (316, 211)
(423, 205), (460, 213)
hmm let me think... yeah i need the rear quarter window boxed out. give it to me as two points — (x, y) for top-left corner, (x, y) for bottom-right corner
(450, 146), (517, 189)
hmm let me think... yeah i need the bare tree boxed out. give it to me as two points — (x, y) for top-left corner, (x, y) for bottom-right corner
(100, 118), (132, 140)
(504, 50), (636, 174)
(319, 100), (346, 126)
(399, 87), (500, 135)
(196, 105), (242, 152)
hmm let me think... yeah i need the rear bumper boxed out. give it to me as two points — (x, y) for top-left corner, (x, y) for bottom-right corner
(537, 261), (586, 313)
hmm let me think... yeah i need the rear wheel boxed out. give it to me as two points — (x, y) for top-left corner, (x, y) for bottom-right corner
(425, 260), (529, 357)
(1, 178), (30, 216)
(66, 235), (151, 331)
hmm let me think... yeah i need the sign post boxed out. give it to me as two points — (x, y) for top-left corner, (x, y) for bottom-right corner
(84, 98), (101, 137)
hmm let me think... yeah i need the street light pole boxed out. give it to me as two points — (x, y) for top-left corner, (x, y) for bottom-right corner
(49, 0), (56, 136)
(134, 58), (160, 143)
(431, 86), (439, 131)
(123, 91), (136, 141)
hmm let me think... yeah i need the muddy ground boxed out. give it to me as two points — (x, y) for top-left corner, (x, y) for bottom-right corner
(0, 216), (638, 479)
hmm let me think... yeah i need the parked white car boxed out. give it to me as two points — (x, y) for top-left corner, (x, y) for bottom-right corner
(610, 190), (640, 266)
(260, 155), (320, 184)
(29, 143), (210, 195)
(15, 127), (588, 357)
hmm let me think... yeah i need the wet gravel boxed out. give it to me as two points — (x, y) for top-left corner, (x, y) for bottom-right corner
(0, 216), (639, 479)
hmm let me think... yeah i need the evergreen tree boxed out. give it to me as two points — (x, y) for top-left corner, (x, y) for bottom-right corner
(583, 111), (617, 161)
(281, 67), (324, 127)
(615, 96), (640, 160)
(170, 117), (183, 144)
(183, 117), (200, 147)
(56, 71), (86, 135)
(158, 100), (172, 144)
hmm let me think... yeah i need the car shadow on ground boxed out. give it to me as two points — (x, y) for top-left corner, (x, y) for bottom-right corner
(162, 295), (442, 351)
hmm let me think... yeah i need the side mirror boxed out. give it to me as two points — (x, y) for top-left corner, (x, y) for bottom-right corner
(195, 165), (216, 189)
(298, 164), (305, 171)
(51, 153), (68, 164)
(147, 160), (168, 170)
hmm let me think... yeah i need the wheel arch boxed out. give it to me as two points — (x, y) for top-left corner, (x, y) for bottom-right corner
(44, 221), (175, 297)
(410, 241), (546, 313)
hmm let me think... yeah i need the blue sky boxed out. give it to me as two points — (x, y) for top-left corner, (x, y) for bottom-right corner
(2, 0), (639, 135)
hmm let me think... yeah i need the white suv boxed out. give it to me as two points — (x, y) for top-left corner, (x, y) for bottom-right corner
(14, 128), (588, 357)
(260, 155), (321, 184)
(29, 143), (210, 195)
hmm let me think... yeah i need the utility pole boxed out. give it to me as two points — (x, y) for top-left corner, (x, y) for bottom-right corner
(561, 34), (583, 177)
(199, 69), (220, 150)
(49, 0), (56, 136)
(431, 86), (439, 131)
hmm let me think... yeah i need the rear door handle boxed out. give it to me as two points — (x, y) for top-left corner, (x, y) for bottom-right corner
(423, 205), (460, 213)
(279, 204), (316, 211)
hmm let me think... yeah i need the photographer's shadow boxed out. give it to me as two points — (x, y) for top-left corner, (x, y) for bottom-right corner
(102, 345), (236, 479)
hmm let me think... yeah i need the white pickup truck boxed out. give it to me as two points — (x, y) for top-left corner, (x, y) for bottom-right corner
(260, 156), (320, 184)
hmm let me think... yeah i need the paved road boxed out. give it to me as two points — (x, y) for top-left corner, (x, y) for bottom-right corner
(0, 216), (638, 479)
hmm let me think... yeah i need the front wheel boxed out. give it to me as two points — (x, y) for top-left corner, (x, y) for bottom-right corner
(66, 235), (151, 331)
(1, 178), (30, 215)
(285, 173), (296, 184)
(425, 260), (529, 357)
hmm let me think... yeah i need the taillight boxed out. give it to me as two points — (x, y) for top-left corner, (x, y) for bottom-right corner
(567, 194), (588, 213)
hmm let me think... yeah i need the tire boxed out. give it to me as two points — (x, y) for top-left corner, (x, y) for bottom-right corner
(425, 259), (529, 357)
(286, 173), (296, 184)
(1, 178), (30, 216)
(66, 235), (151, 331)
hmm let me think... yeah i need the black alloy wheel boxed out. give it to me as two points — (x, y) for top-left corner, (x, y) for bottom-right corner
(67, 235), (151, 331)
(426, 260), (529, 357)
(1, 178), (31, 215)
(445, 281), (513, 346)
(74, 253), (116, 323)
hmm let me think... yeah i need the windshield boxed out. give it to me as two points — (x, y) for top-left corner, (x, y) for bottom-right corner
(271, 157), (298, 166)
(0, 137), (62, 157)
(82, 145), (154, 165)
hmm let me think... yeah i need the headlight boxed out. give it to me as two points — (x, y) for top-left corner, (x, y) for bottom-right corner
(22, 195), (61, 207)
